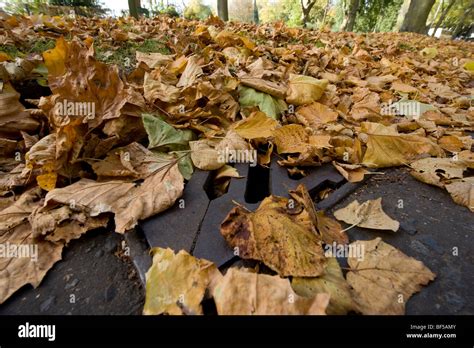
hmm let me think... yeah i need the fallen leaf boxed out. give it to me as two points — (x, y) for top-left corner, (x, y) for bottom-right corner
(333, 162), (368, 183)
(232, 111), (279, 139)
(445, 178), (474, 212)
(143, 248), (221, 315)
(213, 268), (329, 315)
(362, 133), (444, 168)
(346, 238), (435, 314)
(334, 198), (399, 232)
(220, 195), (326, 277)
(295, 102), (338, 128)
(292, 258), (354, 315)
(239, 86), (287, 120)
(44, 162), (184, 233)
(286, 75), (328, 106)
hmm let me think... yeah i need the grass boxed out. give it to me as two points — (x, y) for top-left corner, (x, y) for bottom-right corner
(95, 39), (171, 69)
(0, 38), (56, 59)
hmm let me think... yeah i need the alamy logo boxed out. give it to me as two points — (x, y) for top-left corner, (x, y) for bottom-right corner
(55, 99), (95, 119)
(18, 322), (56, 341)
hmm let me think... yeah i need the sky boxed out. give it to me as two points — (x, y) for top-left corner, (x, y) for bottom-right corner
(101, 0), (215, 16)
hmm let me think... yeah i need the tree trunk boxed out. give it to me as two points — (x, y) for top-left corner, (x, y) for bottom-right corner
(340, 0), (360, 32)
(217, 0), (229, 21)
(397, 0), (436, 34)
(128, 0), (140, 18)
(301, 0), (317, 28)
(253, 0), (259, 24)
(431, 0), (457, 36)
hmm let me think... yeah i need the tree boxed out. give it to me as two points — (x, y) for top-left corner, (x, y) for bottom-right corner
(301, 0), (317, 27)
(431, 0), (457, 36)
(396, 0), (436, 34)
(217, 0), (229, 21)
(184, 0), (212, 20)
(340, 0), (360, 31)
(253, 0), (259, 24)
(128, 0), (140, 18)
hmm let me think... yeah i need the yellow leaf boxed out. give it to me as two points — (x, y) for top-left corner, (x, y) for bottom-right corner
(43, 37), (68, 78)
(233, 111), (279, 139)
(286, 74), (328, 106)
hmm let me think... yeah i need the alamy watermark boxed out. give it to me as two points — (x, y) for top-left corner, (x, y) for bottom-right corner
(324, 242), (365, 261)
(54, 99), (95, 119)
(0, 242), (38, 262)
(217, 148), (258, 167)
(380, 99), (422, 119)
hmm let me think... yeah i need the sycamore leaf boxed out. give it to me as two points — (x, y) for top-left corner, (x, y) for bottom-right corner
(316, 211), (348, 245)
(295, 102), (338, 128)
(239, 86), (287, 120)
(143, 248), (221, 315)
(213, 268), (329, 315)
(232, 111), (279, 139)
(292, 258), (354, 315)
(142, 113), (194, 150)
(189, 139), (222, 171)
(333, 162), (368, 183)
(445, 178), (474, 212)
(334, 198), (399, 232)
(362, 133), (444, 168)
(286, 75), (328, 106)
(220, 195), (326, 277)
(272, 124), (309, 154)
(44, 162), (184, 233)
(410, 157), (467, 188)
(346, 238), (435, 314)
(0, 188), (64, 304)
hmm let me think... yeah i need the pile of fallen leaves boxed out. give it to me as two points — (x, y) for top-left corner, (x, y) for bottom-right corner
(0, 11), (473, 314)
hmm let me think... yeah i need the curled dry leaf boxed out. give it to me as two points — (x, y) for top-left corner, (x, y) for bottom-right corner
(220, 195), (326, 277)
(0, 188), (63, 304)
(333, 162), (368, 183)
(213, 268), (329, 315)
(334, 198), (399, 232)
(445, 178), (474, 212)
(346, 238), (435, 314)
(410, 157), (467, 188)
(143, 248), (221, 315)
(44, 162), (184, 233)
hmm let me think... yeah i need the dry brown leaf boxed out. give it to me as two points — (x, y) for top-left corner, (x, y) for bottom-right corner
(272, 124), (309, 154)
(334, 198), (399, 232)
(44, 163), (184, 233)
(445, 178), (474, 212)
(213, 268), (329, 315)
(286, 75), (328, 106)
(333, 162), (368, 183)
(347, 238), (435, 314)
(0, 188), (64, 304)
(220, 195), (326, 277)
(295, 102), (338, 128)
(410, 157), (467, 188)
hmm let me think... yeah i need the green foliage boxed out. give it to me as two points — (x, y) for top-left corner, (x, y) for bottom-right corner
(184, 0), (212, 20)
(354, 0), (403, 32)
